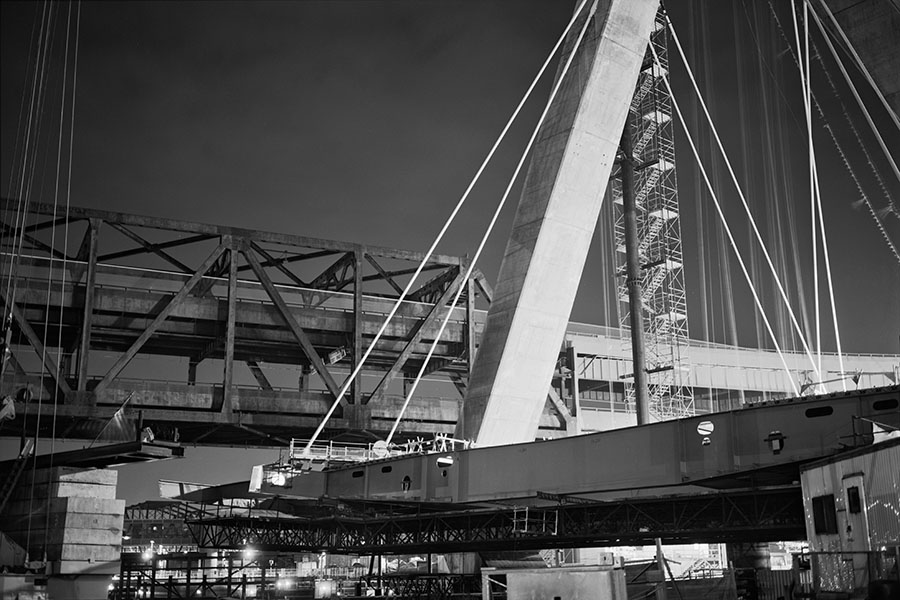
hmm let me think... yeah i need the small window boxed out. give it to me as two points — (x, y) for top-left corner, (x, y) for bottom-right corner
(381, 466), (393, 473)
(351, 470), (364, 479)
(873, 398), (898, 411)
(847, 486), (862, 514)
(805, 406), (833, 418)
(812, 494), (838, 534)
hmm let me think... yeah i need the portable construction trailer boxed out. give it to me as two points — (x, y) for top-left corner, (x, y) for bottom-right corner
(799, 436), (900, 598)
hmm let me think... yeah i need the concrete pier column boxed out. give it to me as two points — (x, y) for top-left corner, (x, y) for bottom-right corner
(457, 0), (661, 446)
(3, 466), (125, 599)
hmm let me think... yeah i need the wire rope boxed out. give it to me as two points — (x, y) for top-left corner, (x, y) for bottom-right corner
(768, 3), (900, 263)
(667, 13), (821, 380)
(806, 2), (900, 185)
(790, 0), (822, 379)
(813, 0), (900, 131)
(733, 2), (768, 352)
(687, 3), (713, 348)
(803, 17), (846, 391)
(302, 0), (593, 453)
(385, 1), (597, 443)
(792, 1), (847, 389)
(650, 42), (801, 396)
(4, 1), (52, 309)
(44, 0), (80, 550)
(2, 4), (45, 308)
(23, 1), (56, 561)
(741, 3), (816, 349)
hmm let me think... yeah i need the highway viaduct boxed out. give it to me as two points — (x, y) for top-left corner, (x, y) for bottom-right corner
(2, 200), (897, 447)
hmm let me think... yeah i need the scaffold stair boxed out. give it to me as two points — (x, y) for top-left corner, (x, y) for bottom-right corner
(632, 121), (658, 158)
(637, 216), (665, 256)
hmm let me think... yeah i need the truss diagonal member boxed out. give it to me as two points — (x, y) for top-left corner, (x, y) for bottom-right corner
(364, 253), (405, 296)
(310, 252), (355, 291)
(93, 243), (227, 395)
(546, 388), (575, 431)
(246, 241), (309, 289)
(107, 222), (194, 274)
(242, 247), (342, 400)
(472, 271), (494, 303)
(246, 360), (274, 391)
(449, 372), (468, 398)
(20, 215), (71, 235)
(67, 219), (100, 284)
(1, 293), (72, 397)
(408, 267), (460, 303)
(98, 233), (216, 263)
(236, 423), (290, 446)
(365, 268), (465, 404)
(0, 221), (69, 260)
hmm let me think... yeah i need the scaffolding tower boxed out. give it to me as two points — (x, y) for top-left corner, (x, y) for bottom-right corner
(611, 8), (693, 420)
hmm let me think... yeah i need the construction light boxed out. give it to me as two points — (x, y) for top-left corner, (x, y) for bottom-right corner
(436, 456), (454, 468)
(764, 430), (786, 455)
(269, 471), (287, 487)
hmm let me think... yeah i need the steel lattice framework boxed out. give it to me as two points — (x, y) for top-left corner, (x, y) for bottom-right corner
(185, 487), (805, 554)
(612, 8), (693, 420)
(0, 200), (491, 445)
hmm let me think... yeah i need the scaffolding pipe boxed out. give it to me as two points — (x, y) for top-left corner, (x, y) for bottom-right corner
(621, 120), (651, 424)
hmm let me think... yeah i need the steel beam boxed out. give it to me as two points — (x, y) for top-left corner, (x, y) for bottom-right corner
(108, 222), (194, 274)
(245, 361), (273, 391)
(185, 487), (805, 554)
(1, 295), (71, 398)
(0, 221), (68, 260)
(247, 241), (309, 288)
(546, 388), (575, 432)
(223, 240), (238, 414)
(352, 249), (364, 405)
(1, 199), (464, 265)
(309, 252), (354, 291)
(242, 246), (342, 400)
(99, 233), (216, 263)
(365, 254), (404, 296)
(365, 269), (464, 404)
(93, 243), (227, 395)
(77, 219), (100, 392)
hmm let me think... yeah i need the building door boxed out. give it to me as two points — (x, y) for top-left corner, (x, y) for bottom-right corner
(840, 474), (870, 592)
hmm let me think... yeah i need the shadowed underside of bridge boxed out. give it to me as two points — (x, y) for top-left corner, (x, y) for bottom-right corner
(181, 486), (805, 554)
(2, 201), (897, 447)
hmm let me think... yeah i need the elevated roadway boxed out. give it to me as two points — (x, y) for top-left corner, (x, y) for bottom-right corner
(2, 201), (897, 446)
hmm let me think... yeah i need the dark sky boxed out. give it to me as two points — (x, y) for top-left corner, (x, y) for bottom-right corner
(1, 1), (898, 501)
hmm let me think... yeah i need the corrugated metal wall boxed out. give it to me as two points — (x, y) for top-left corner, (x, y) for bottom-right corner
(801, 439), (900, 550)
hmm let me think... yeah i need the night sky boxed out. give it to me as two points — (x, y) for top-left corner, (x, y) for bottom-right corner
(1, 1), (898, 502)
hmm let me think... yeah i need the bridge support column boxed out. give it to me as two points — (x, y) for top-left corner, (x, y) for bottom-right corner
(457, 0), (661, 446)
(3, 466), (125, 599)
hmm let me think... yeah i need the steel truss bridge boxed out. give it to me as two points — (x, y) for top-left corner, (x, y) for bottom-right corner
(2, 200), (896, 446)
(183, 487), (804, 554)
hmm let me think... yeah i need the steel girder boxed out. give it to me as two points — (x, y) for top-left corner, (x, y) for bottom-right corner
(1, 199), (481, 445)
(185, 487), (805, 554)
